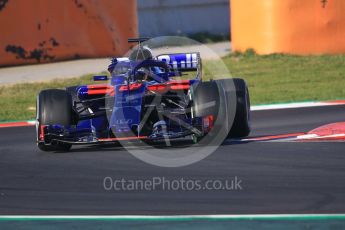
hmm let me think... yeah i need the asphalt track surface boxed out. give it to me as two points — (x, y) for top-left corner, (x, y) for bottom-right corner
(0, 105), (345, 215)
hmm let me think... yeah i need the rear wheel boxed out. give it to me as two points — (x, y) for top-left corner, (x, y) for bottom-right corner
(191, 78), (251, 142)
(36, 89), (73, 151)
(191, 81), (225, 144)
(191, 81), (220, 118)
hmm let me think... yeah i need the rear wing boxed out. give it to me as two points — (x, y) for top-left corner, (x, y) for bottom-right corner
(128, 38), (150, 44)
(157, 52), (202, 80)
(157, 52), (201, 71)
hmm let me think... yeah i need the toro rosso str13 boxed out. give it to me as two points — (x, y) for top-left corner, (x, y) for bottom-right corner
(36, 38), (251, 151)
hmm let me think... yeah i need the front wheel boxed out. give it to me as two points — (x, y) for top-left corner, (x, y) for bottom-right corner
(215, 78), (251, 138)
(228, 78), (251, 138)
(36, 89), (73, 152)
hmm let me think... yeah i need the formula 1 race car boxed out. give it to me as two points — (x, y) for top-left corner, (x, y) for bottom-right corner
(36, 38), (250, 151)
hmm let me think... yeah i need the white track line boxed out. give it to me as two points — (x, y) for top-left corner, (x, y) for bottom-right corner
(251, 101), (345, 111)
(1, 214), (345, 220)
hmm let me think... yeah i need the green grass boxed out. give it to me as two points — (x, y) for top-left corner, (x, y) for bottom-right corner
(0, 74), (96, 121)
(1, 52), (345, 121)
(220, 50), (345, 104)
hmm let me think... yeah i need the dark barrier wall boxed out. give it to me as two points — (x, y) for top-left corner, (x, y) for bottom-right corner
(0, 0), (138, 66)
(231, 0), (345, 54)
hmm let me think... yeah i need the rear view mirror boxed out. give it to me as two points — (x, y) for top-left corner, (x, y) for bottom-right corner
(93, 75), (108, 81)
